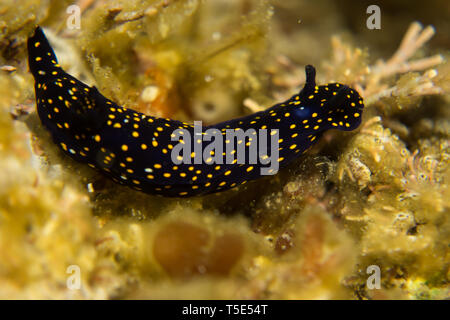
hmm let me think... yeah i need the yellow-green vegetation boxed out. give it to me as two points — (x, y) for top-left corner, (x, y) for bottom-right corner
(0, 0), (448, 299)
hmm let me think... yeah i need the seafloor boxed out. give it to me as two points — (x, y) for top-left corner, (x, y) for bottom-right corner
(0, 0), (448, 299)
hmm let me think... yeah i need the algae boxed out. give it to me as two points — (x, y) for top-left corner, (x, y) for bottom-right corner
(0, 0), (448, 299)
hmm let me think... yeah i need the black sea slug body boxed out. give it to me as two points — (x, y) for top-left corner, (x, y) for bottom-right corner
(28, 26), (364, 197)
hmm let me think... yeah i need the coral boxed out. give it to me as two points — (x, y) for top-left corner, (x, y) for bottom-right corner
(0, 0), (448, 300)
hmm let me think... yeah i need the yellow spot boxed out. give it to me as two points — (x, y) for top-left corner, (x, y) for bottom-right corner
(141, 144), (147, 150)
(53, 107), (59, 113)
(205, 182), (211, 187)
(308, 95), (314, 99)
(157, 127), (163, 132)
(285, 112), (290, 117)
(147, 175), (154, 180)
(354, 113), (360, 117)
(60, 143), (67, 151)
(312, 113), (318, 117)
(225, 170), (231, 176)
(192, 176), (198, 181)
(121, 144), (128, 151)
(154, 164), (162, 169)
(114, 123), (122, 128)
(132, 131), (139, 138)
(35, 42), (40, 48)
(179, 192), (188, 196)
(303, 119), (308, 124)
(180, 172), (187, 178)
(314, 125), (319, 130)
(290, 144), (297, 149)
(126, 157), (133, 162)
(219, 181), (226, 186)
(246, 166), (254, 172)
(163, 173), (171, 178)
(94, 135), (101, 142)
(290, 124), (296, 129)
(291, 133), (298, 138)
(35, 57), (42, 61)
(278, 157), (284, 162)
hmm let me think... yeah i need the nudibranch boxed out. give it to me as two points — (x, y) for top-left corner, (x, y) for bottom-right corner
(28, 26), (364, 197)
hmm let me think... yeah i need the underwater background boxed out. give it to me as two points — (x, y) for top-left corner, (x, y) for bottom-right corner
(0, 0), (448, 299)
